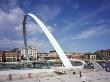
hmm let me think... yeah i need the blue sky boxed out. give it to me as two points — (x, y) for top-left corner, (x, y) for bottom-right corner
(0, 0), (110, 52)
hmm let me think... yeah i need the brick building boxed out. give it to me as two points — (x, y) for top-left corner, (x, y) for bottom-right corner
(0, 49), (21, 63)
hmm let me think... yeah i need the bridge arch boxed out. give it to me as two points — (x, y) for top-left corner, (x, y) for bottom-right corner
(23, 13), (72, 68)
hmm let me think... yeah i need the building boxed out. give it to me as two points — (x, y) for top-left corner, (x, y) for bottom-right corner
(94, 49), (110, 60)
(0, 49), (21, 63)
(90, 54), (96, 60)
(5, 51), (21, 62)
(0, 51), (5, 63)
(45, 51), (84, 60)
(65, 52), (72, 59)
(83, 53), (96, 60)
(37, 52), (49, 61)
(0, 51), (3, 63)
(48, 51), (59, 58)
(71, 53), (84, 59)
(37, 51), (59, 61)
(20, 46), (38, 61)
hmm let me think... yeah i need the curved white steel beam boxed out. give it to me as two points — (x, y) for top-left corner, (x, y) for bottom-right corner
(23, 13), (86, 69)
(23, 13), (72, 68)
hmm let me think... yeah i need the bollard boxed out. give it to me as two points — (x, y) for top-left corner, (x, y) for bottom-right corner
(94, 69), (95, 72)
(80, 71), (82, 77)
(9, 74), (12, 80)
(35, 73), (40, 82)
(28, 73), (32, 79)
(73, 72), (76, 75)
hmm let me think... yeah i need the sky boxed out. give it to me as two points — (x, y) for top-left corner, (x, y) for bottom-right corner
(0, 0), (110, 53)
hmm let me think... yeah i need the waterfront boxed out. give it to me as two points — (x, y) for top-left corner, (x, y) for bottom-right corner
(0, 60), (110, 82)
(0, 70), (110, 82)
(0, 0), (110, 82)
(0, 60), (110, 70)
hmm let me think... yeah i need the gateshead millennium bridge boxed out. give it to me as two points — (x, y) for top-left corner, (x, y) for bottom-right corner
(23, 13), (98, 69)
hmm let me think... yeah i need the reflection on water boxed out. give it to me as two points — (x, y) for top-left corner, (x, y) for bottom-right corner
(71, 61), (83, 66)
(0, 61), (53, 70)
(0, 61), (110, 72)
(97, 61), (110, 72)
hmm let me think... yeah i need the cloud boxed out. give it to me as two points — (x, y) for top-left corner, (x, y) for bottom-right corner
(72, 24), (110, 39)
(0, 0), (18, 11)
(7, 0), (18, 8)
(15, 23), (54, 36)
(72, 3), (79, 10)
(0, 7), (24, 40)
(0, 6), (54, 51)
(0, 6), (54, 38)
(73, 29), (97, 39)
(35, 5), (61, 22)
(0, 37), (52, 51)
(28, 37), (51, 49)
(0, 7), (24, 25)
(0, 37), (23, 49)
(61, 2), (110, 33)
(15, 23), (42, 36)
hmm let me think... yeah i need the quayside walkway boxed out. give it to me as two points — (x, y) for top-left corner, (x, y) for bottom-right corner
(1, 71), (110, 82)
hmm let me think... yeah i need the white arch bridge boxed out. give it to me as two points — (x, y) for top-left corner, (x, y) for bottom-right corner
(22, 13), (102, 70)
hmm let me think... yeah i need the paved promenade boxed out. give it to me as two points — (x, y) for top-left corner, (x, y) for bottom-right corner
(2, 71), (110, 82)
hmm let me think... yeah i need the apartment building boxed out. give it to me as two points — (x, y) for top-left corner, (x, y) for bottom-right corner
(20, 46), (38, 61)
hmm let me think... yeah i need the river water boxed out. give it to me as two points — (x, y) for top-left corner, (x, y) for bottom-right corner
(97, 61), (110, 71)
